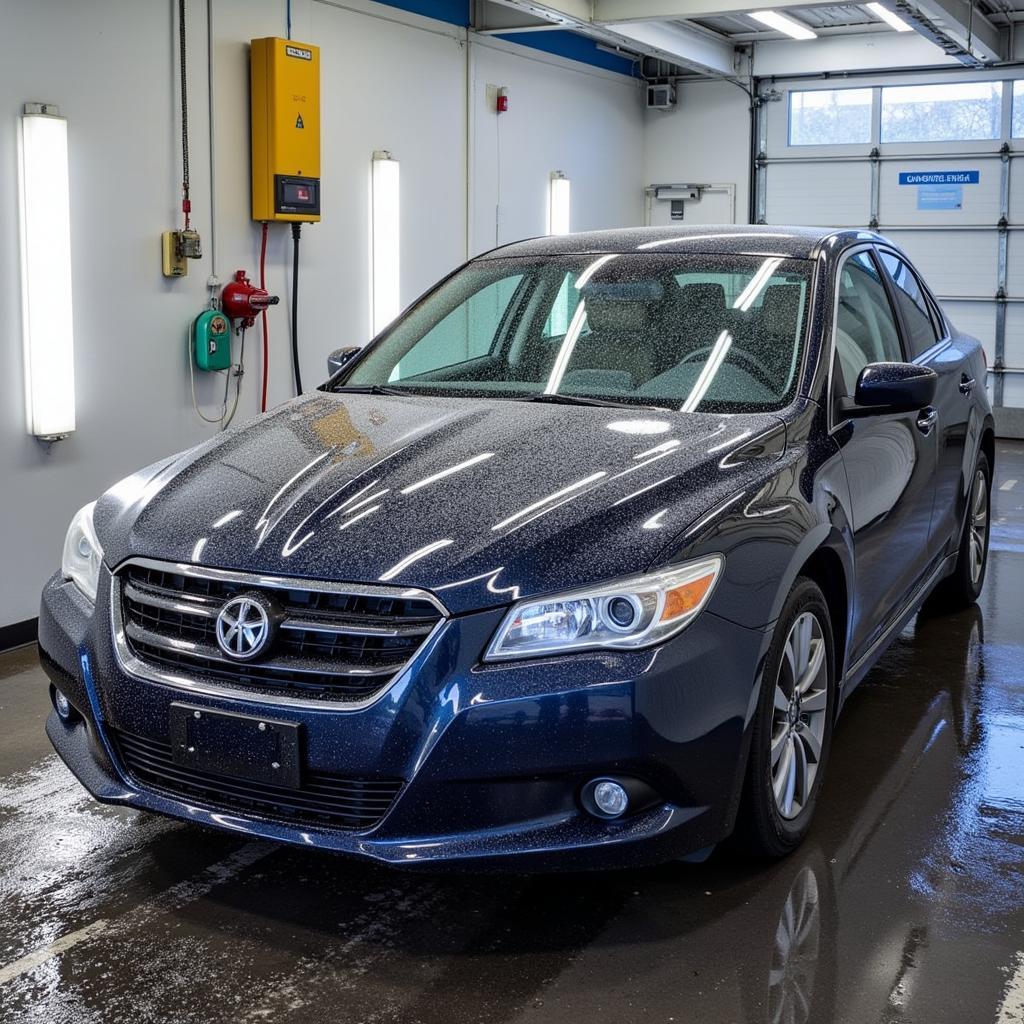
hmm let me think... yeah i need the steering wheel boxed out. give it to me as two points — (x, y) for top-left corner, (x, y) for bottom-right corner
(678, 345), (777, 391)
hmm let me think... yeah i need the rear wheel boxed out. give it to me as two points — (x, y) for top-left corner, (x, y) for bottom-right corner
(737, 578), (836, 859)
(935, 450), (991, 609)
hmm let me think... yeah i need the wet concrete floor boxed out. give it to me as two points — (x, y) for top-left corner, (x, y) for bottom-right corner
(1, 442), (1022, 1024)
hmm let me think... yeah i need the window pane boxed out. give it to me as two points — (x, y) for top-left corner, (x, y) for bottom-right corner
(878, 253), (939, 357)
(392, 274), (524, 379)
(345, 255), (814, 414)
(881, 82), (1001, 143)
(1014, 81), (1024, 138)
(834, 253), (903, 396)
(789, 88), (872, 146)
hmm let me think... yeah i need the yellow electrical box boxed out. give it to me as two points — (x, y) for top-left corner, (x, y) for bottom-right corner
(250, 37), (321, 223)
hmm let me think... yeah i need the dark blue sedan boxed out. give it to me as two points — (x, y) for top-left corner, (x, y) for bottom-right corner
(40, 226), (994, 868)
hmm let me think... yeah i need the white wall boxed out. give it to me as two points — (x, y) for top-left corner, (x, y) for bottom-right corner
(643, 79), (752, 225)
(0, 0), (644, 628)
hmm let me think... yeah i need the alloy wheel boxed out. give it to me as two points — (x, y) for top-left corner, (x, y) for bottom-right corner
(969, 468), (988, 586)
(770, 612), (828, 821)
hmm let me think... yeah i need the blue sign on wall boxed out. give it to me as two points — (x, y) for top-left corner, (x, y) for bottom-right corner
(898, 170), (980, 185)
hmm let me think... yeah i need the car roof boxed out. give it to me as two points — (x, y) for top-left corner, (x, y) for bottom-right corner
(476, 225), (885, 261)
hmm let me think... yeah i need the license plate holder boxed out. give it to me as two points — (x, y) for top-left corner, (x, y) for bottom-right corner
(169, 703), (301, 789)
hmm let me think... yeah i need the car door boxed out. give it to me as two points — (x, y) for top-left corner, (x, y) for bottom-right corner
(830, 248), (939, 666)
(875, 248), (969, 555)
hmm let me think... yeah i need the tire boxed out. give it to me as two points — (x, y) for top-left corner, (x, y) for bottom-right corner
(735, 578), (837, 860)
(934, 450), (991, 609)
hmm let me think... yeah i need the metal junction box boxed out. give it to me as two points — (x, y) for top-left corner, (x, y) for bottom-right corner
(250, 37), (321, 223)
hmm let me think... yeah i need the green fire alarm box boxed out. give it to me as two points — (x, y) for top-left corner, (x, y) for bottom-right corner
(193, 310), (232, 371)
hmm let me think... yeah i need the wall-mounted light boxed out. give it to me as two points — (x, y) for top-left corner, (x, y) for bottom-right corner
(548, 171), (571, 236)
(19, 102), (75, 441)
(371, 150), (400, 337)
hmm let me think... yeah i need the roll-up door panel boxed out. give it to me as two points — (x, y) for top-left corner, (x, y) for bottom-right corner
(1007, 158), (1024, 226)
(766, 162), (869, 226)
(941, 300), (996, 362)
(883, 230), (996, 298)
(878, 158), (1002, 225)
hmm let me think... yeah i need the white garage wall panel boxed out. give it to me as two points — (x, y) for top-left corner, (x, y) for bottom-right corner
(0, 0), (643, 630)
(765, 162), (870, 227)
(643, 79), (751, 224)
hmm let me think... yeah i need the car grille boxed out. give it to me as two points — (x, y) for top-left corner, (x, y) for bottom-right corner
(113, 559), (446, 705)
(113, 729), (402, 831)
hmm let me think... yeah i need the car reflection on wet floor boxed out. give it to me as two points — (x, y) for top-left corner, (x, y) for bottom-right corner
(0, 442), (1022, 1024)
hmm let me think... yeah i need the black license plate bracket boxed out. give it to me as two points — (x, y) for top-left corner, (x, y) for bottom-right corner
(168, 703), (302, 789)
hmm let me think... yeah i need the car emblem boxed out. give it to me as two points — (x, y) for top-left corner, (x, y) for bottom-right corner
(215, 595), (272, 660)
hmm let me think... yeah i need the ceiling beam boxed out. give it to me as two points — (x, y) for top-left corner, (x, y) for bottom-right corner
(883, 0), (1004, 63)
(482, 0), (739, 75)
(606, 20), (738, 74)
(593, 0), (839, 22)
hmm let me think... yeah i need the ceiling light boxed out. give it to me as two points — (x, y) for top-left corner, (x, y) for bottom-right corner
(19, 103), (75, 441)
(750, 11), (817, 39)
(865, 2), (913, 31)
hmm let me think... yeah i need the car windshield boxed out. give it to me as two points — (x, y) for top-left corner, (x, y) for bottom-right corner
(335, 253), (813, 413)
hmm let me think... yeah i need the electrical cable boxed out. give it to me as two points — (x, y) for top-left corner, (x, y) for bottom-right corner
(221, 327), (246, 429)
(178, 0), (191, 228)
(286, 0), (292, 39)
(260, 221), (269, 412)
(188, 329), (230, 426)
(291, 222), (303, 396)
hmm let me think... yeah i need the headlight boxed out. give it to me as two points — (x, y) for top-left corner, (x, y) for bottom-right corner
(61, 501), (103, 603)
(484, 555), (723, 661)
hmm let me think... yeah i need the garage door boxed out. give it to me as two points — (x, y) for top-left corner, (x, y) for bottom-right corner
(756, 75), (1024, 433)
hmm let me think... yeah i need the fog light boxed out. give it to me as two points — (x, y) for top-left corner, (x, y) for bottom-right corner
(54, 689), (72, 720)
(592, 779), (629, 818)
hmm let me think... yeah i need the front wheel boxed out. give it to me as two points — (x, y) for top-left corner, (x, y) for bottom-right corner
(735, 578), (837, 860)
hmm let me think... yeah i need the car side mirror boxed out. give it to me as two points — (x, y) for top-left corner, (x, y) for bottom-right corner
(847, 362), (938, 415)
(327, 346), (361, 377)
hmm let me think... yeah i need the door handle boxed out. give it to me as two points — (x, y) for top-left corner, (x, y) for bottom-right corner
(959, 374), (976, 396)
(916, 406), (938, 435)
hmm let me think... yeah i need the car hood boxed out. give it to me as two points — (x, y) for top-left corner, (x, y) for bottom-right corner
(96, 392), (785, 614)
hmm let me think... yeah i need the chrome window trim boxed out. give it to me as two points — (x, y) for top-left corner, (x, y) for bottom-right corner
(110, 556), (450, 712)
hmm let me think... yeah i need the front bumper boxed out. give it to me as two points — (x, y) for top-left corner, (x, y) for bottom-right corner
(39, 568), (770, 870)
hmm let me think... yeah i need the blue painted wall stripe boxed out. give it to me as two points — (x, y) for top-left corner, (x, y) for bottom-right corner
(493, 30), (637, 76)
(368, 1), (636, 76)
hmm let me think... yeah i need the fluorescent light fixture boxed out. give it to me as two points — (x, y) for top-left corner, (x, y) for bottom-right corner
(19, 103), (75, 440)
(750, 10), (817, 39)
(865, 2), (913, 31)
(548, 171), (571, 236)
(371, 150), (400, 336)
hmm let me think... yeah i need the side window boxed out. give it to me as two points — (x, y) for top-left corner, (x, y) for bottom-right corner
(393, 275), (524, 379)
(833, 252), (903, 399)
(878, 252), (940, 357)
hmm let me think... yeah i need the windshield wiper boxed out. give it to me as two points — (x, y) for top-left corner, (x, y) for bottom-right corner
(519, 393), (662, 411)
(330, 384), (413, 396)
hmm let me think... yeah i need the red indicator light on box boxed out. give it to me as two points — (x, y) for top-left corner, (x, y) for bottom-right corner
(297, 187), (310, 201)
(497, 87), (509, 113)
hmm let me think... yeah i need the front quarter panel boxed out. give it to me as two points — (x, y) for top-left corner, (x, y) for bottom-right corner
(654, 400), (855, 673)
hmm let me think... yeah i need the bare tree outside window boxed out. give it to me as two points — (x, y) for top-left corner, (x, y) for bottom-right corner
(1014, 82), (1024, 139)
(789, 88), (872, 145)
(881, 82), (1002, 143)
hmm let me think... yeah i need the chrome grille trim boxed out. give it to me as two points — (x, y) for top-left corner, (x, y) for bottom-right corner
(110, 557), (449, 711)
